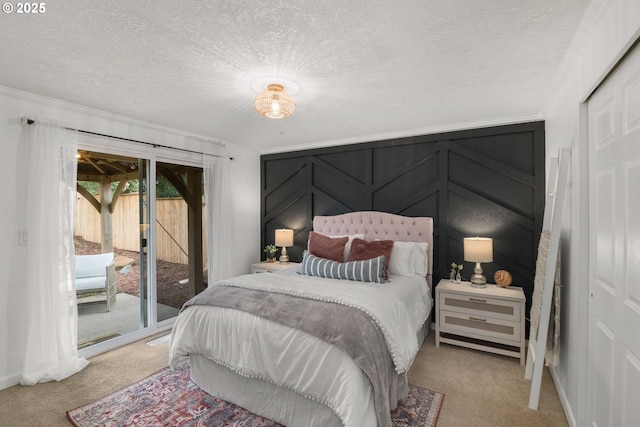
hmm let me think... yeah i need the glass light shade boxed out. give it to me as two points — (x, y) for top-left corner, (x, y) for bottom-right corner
(463, 237), (493, 262)
(254, 84), (295, 119)
(275, 229), (294, 247)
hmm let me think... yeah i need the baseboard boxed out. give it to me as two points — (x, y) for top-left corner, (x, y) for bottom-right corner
(550, 366), (577, 427)
(0, 373), (21, 391)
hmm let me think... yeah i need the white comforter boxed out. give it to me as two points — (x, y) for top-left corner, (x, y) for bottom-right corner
(168, 270), (432, 426)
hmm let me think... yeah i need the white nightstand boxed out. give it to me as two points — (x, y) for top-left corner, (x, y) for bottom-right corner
(435, 279), (526, 365)
(251, 261), (300, 274)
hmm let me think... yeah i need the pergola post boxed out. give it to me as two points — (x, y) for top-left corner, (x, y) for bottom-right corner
(187, 169), (204, 297)
(99, 177), (114, 253)
(159, 165), (205, 298)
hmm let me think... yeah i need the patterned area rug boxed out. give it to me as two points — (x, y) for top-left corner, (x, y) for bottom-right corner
(67, 359), (444, 426)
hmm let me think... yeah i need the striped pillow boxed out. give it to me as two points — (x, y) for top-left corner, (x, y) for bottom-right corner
(299, 251), (386, 283)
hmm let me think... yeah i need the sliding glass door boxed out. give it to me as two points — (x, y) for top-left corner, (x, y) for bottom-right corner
(74, 147), (206, 349)
(75, 152), (150, 348)
(155, 162), (206, 323)
(138, 158), (150, 328)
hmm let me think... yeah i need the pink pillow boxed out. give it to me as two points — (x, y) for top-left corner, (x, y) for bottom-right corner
(308, 232), (349, 263)
(348, 238), (394, 279)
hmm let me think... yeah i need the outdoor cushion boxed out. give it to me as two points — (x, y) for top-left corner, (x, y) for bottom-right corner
(75, 253), (114, 278)
(75, 276), (108, 291)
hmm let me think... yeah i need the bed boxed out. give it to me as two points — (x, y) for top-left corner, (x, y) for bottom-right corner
(168, 211), (434, 427)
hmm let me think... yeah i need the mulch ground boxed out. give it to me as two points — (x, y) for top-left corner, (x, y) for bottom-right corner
(75, 236), (192, 309)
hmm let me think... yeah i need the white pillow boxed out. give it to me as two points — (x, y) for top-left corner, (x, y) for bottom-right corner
(385, 241), (429, 277)
(413, 242), (429, 276)
(312, 232), (365, 262)
(388, 241), (418, 277)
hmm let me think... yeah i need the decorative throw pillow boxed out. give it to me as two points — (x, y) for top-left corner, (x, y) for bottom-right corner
(341, 233), (365, 261)
(311, 232), (365, 262)
(308, 231), (348, 262)
(348, 238), (394, 279)
(299, 251), (386, 283)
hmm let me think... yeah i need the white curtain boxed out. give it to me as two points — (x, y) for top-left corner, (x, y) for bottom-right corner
(20, 120), (88, 385)
(204, 153), (237, 283)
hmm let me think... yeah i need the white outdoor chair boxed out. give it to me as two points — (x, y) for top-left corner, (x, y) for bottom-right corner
(75, 252), (117, 311)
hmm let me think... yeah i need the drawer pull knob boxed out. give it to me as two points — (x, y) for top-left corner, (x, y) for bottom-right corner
(469, 316), (487, 322)
(469, 298), (487, 303)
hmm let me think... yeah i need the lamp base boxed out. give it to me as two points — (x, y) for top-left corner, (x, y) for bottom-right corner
(470, 278), (487, 288)
(470, 262), (487, 288)
(279, 247), (289, 264)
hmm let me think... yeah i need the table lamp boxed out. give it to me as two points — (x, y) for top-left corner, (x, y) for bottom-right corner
(275, 229), (294, 264)
(464, 237), (493, 288)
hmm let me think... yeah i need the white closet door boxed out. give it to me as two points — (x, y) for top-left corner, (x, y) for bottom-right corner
(588, 41), (640, 427)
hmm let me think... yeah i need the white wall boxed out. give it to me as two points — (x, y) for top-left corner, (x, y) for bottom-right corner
(0, 86), (261, 389)
(543, 0), (640, 425)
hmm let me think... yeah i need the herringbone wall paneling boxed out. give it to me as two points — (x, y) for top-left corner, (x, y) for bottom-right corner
(261, 122), (545, 326)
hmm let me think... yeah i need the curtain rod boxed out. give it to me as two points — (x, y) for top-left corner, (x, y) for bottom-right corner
(22, 118), (234, 160)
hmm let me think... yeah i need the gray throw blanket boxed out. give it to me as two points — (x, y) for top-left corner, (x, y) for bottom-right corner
(182, 284), (407, 427)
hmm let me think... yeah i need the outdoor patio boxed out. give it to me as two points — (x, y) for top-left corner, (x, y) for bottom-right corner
(75, 237), (194, 348)
(77, 293), (179, 348)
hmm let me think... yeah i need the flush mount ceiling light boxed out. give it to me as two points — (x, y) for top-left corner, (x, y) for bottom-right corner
(254, 84), (295, 119)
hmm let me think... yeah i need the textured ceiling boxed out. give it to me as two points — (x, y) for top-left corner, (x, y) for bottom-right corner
(0, 0), (590, 152)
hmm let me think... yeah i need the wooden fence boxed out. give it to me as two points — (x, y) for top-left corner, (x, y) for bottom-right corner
(75, 193), (207, 265)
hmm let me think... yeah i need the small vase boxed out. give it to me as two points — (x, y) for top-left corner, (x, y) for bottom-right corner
(267, 256), (276, 263)
(455, 272), (461, 284)
(450, 271), (456, 281)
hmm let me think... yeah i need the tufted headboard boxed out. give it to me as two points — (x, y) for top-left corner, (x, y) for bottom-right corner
(313, 211), (434, 288)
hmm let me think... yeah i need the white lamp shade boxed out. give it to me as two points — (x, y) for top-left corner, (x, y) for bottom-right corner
(275, 229), (294, 247)
(463, 237), (493, 262)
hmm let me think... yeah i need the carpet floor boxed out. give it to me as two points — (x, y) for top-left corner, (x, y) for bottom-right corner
(67, 358), (444, 427)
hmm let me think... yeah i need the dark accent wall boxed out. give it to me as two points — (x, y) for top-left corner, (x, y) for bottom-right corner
(261, 122), (545, 323)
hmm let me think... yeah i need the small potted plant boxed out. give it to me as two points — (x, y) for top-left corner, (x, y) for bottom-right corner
(264, 244), (278, 262)
(450, 262), (463, 283)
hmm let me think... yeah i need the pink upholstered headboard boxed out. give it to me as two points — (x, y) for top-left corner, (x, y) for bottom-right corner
(313, 211), (434, 288)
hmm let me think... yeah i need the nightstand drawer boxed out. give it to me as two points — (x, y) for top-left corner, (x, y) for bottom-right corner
(251, 262), (300, 274)
(439, 291), (521, 322)
(439, 309), (521, 343)
(252, 267), (275, 273)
